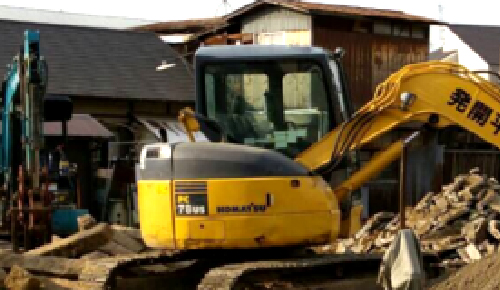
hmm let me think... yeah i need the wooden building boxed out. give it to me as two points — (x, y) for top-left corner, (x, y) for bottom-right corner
(139, 0), (439, 110)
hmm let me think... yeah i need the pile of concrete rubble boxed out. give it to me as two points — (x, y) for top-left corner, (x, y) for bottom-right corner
(323, 168), (500, 266)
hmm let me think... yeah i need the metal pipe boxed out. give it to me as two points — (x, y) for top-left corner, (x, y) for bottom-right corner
(399, 131), (420, 230)
(400, 145), (407, 229)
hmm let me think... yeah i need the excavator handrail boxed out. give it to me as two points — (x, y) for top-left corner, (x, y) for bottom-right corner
(295, 61), (500, 173)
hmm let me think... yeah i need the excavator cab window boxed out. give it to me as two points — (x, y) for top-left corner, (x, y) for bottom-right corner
(203, 59), (332, 158)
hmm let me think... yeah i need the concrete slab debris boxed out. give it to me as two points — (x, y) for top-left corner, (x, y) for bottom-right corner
(24, 223), (111, 258)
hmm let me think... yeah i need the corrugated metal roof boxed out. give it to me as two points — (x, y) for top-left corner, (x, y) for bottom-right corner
(44, 114), (113, 138)
(449, 24), (500, 65)
(0, 19), (195, 101)
(0, 5), (153, 29)
(0, 114), (113, 138)
(227, 1), (440, 24)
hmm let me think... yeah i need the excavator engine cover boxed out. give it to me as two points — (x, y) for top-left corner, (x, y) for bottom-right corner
(137, 142), (341, 249)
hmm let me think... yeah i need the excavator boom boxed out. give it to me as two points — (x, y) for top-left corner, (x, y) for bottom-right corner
(296, 62), (500, 175)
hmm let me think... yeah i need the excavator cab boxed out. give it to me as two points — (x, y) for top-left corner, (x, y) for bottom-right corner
(194, 45), (363, 233)
(194, 45), (352, 159)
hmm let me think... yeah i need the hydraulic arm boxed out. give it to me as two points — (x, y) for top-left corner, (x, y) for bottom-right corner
(296, 62), (500, 198)
(1, 30), (51, 249)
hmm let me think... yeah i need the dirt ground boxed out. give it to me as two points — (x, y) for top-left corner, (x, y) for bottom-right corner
(430, 251), (500, 290)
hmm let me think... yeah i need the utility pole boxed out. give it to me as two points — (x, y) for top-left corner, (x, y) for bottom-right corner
(438, 4), (445, 48)
(215, 0), (232, 17)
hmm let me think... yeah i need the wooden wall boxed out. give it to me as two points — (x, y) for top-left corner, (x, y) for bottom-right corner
(312, 15), (429, 110)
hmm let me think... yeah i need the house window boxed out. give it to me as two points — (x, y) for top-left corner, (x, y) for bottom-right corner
(393, 24), (411, 37)
(411, 25), (426, 39)
(374, 21), (392, 35)
(374, 21), (423, 39)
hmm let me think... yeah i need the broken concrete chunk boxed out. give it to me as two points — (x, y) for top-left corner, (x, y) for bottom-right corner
(477, 189), (498, 210)
(468, 175), (488, 195)
(335, 241), (352, 254)
(485, 243), (496, 256)
(437, 208), (469, 229)
(458, 188), (474, 202)
(448, 175), (468, 193)
(5, 265), (41, 290)
(457, 247), (470, 263)
(77, 214), (97, 231)
(488, 177), (499, 186)
(415, 193), (434, 211)
(489, 200), (500, 214)
(462, 218), (488, 244)
(354, 212), (394, 239)
(350, 244), (363, 254)
(435, 196), (450, 212)
(488, 220), (500, 240)
(375, 235), (394, 248)
(476, 188), (488, 201)
(465, 244), (482, 260)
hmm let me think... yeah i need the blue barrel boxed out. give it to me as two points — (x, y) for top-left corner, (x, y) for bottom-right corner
(52, 208), (89, 236)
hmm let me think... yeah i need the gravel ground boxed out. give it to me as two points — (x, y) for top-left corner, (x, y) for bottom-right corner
(430, 252), (500, 290)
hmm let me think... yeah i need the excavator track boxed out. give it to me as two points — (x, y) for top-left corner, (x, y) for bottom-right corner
(78, 250), (184, 288)
(75, 250), (384, 289)
(197, 253), (382, 290)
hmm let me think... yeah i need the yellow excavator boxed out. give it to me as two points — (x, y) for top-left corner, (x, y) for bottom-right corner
(135, 45), (500, 287)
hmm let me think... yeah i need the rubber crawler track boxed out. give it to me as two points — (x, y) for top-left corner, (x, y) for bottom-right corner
(78, 250), (183, 288)
(197, 253), (382, 290)
(76, 251), (383, 289)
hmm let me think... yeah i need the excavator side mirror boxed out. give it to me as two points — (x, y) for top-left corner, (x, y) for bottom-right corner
(44, 95), (73, 122)
(333, 47), (345, 60)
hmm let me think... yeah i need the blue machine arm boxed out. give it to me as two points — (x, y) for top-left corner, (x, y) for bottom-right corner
(2, 60), (19, 177)
(1, 30), (43, 193)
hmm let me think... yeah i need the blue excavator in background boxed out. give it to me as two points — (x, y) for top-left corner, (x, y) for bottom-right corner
(1, 30), (76, 251)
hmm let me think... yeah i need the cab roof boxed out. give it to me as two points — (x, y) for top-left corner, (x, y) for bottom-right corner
(195, 45), (331, 62)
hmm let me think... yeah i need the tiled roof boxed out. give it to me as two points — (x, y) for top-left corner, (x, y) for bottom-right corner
(0, 19), (195, 101)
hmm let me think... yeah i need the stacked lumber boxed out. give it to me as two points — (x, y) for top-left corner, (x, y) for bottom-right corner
(322, 168), (500, 266)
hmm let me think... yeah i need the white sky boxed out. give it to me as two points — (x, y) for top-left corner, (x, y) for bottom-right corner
(0, 0), (498, 26)
(1, 0), (498, 51)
